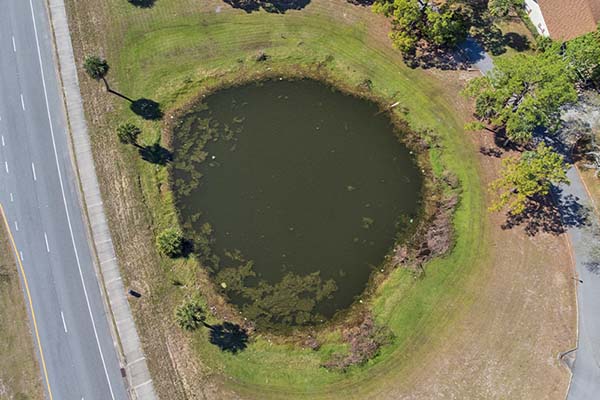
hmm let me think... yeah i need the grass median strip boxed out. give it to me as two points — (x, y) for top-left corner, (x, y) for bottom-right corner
(0, 208), (44, 400)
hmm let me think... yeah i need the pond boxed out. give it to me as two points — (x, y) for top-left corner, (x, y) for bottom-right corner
(170, 79), (423, 331)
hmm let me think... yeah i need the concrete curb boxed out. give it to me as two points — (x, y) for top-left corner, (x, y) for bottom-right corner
(44, 0), (157, 399)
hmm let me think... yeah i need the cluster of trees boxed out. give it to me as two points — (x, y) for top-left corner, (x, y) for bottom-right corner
(465, 28), (600, 215)
(372, 0), (528, 55)
(373, 0), (468, 53)
(463, 50), (577, 144)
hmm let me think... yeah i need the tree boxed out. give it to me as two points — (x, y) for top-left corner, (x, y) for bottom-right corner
(156, 228), (185, 258)
(464, 52), (577, 144)
(490, 142), (569, 215)
(373, 0), (467, 53)
(425, 4), (466, 47)
(116, 123), (141, 146)
(175, 298), (207, 331)
(380, 0), (423, 53)
(488, 0), (524, 20)
(563, 29), (600, 86)
(83, 55), (109, 81)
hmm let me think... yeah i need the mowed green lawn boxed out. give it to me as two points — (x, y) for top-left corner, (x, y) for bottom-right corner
(68, 0), (487, 397)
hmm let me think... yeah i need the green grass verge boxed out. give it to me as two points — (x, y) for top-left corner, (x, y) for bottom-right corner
(80, 1), (487, 397)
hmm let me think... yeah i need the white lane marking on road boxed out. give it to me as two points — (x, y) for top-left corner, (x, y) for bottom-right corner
(44, 232), (50, 252)
(9, 193), (13, 202)
(20, 94), (25, 110)
(1, 135), (5, 146)
(19, 251), (24, 261)
(60, 311), (68, 333)
(12, 36), (16, 52)
(28, 2), (117, 398)
(4, 161), (8, 174)
(31, 162), (37, 181)
(14, 220), (19, 231)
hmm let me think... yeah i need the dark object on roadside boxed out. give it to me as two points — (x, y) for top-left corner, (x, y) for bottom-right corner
(128, 289), (142, 298)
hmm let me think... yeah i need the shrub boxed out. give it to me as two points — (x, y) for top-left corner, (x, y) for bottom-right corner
(156, 228), (184, 258)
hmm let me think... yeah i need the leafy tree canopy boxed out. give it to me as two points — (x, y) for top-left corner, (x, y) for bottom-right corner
(426, 5), (466, 47)
(488, 0), (524, 20)
(373, 0), (468, 53)
(83, 55), (109, 80)
(563, 29), (600, 86)
(490, 142), (569, 215)
(156, 228), (185, 258)
(464, 51), (577, 143)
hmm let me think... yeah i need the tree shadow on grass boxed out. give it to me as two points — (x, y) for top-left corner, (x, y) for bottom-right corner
(223, 0), (310, 13)
(139, 143), (172, 165)
(346, 0), (374, 5)
(503, 32), (531, 52)
(208, 322), (249, 353)
(479, 146), (503, 158)
(405, 46), (469, 70)
(101, 82), (163, 121)
(131, 98), (163, 120)
(501, 191), (589, 236)
(127, 0), (156, 7)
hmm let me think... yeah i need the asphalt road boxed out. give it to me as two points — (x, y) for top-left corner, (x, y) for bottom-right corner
(561, 167), (600, 400)
(0, 0), (128, 399)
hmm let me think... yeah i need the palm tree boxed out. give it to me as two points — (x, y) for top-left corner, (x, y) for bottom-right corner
(83, 55), (109, 85)
(83, 55), (132, 101)
(116, 123), (142, 147)
(175, 299), (207, 331)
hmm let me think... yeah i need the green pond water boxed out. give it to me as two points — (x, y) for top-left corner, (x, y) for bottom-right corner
(171, 79), (423, 330)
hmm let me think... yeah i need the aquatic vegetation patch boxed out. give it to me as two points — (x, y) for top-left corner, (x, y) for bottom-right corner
(170, 79), (424, 331)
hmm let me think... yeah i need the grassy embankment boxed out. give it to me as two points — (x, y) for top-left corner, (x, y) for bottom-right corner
(0, 210), (43, 400)
(62, 1), (539, 398)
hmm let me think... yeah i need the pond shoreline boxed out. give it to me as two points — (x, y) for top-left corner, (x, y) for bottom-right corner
(163, 70), (455, 341)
